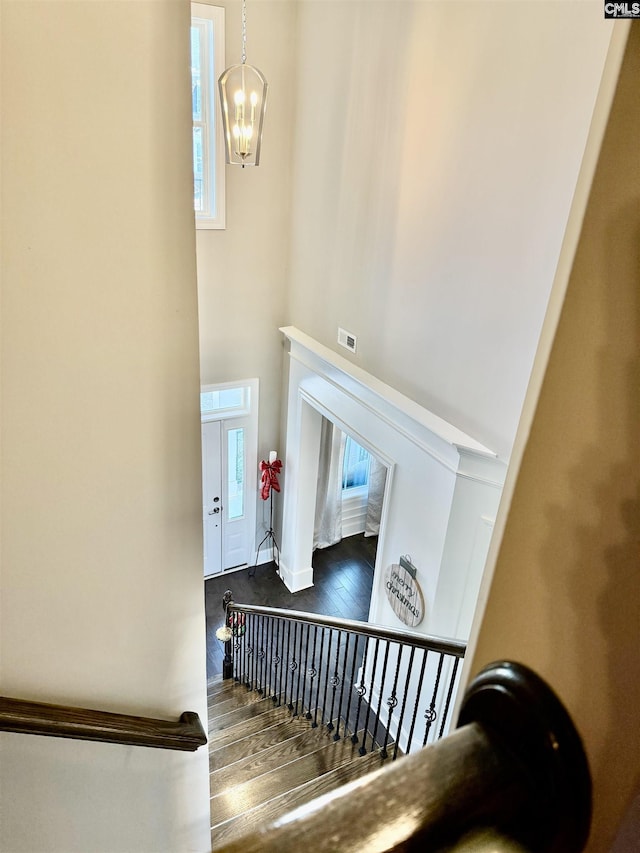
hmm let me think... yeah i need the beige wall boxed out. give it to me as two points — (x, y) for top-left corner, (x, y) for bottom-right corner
(196, 0), (296, 464)
(469, 23), (639, 851)
(1, 1), (210, 850)
(286, 0), (613, 460)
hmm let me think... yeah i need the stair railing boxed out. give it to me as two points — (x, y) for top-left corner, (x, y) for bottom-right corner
(221, 592), (466, 757)
(0, 696), (207, 751)
(212, 660), (592, 853)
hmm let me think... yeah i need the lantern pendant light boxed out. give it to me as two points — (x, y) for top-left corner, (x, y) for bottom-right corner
(218, 0), (267, 167)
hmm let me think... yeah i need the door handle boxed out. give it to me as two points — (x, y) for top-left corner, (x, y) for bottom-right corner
(208, 507), (222, 515)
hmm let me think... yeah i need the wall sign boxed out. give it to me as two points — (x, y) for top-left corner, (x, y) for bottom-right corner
(384, 555), (425, 628)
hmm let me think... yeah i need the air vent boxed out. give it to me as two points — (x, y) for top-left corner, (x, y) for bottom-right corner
(338, 327), (357, 354)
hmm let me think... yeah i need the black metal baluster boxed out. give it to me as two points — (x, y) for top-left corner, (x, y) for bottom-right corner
(282, 620), (292, 710)
(352, 634), (370, 745)
(293, 622), (305, 717)
(423, 653), (445, 747)
(251, 613), (258, 690)
(242, 612), (249, 687)
(266, 616), (275, 698)
(359, 638), (380, 755)
(327, 631), (342, 733)
(381, 644), (404, 759)
(333, 632), (351, 741)
(233, 611), (239, 683)
(229, 612), (242, 682)
(438, 656), (461, 739)
(243, 613), (249, 689)
(294, 621), (303, 712)
(229, 610), (237, 682)
(239, 611), (247, 687)
(257, 615), (265, 694)
(299, 623), (311, 719)
(312, 626), (326, 728)
(406, 648), (428, 756)
(272, 618), (281, 704)
(261, 616), (268, 696)
(370, 640), (391, 753)
(276, 617), (285, 705)
(278, 618), (288, 706)
(405, 649), (429, 755)
(245, 613), (253, 690)
(252, 613), (258, 690)
(244, 613), (255, 690)
(344, 634), (361, 742)
(393, 645), (416, 760)
(306, 625), (318, 722)
(221, 591), (233, 680)
(320, 629), (333, 728)
(287, 622), (298, 711)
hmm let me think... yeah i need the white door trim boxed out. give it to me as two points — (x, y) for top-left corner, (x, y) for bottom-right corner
(200, 379), (258, 577)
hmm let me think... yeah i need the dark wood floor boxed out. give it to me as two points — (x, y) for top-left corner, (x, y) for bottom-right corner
(205, 534), (377, 679)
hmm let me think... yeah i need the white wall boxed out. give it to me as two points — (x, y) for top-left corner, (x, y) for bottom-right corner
(280, 329), (505, 642)
(467, 23), (638, 852)
(1, 2), (210, 850)
(286, 1), (613, 460)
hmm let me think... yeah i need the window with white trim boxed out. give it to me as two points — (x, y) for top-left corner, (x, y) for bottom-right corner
(191, 4), (225, 229)
(342, 436), (371, 492)
(200, 381), (252, 420)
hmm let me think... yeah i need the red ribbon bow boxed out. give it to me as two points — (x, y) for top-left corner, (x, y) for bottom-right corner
(260, 459), (282, 501)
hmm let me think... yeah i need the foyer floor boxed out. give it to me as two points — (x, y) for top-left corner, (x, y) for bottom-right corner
(204, 533), (377, 679)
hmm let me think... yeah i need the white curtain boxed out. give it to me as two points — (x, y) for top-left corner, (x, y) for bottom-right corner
(364, 456), (386, 537)
(314, 418), (345, 549)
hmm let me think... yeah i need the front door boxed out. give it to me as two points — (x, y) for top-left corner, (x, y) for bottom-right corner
(202, 417), (253, 577)
(202, 420), (223, 576)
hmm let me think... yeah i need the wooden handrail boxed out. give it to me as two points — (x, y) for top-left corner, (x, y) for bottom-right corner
(0, 696), (207, 752)
(211, 662), (592, 853)
(226, 598), (467, 657)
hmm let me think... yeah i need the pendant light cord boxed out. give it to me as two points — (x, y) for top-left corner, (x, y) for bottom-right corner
(241, 0), (247, 64)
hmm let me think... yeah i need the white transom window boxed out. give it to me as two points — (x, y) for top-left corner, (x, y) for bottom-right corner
(191, 4), (225, 229)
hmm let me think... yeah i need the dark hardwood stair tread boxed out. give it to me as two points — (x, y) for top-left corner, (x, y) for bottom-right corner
(207, 679), (237, 701)
(209, 725), (337, 789)
(208, 688), (265, 717)
(209, 732), (370, 825)
(208, 697), (278, 735)
(209, 715), (315, 772)
(207, 705), (294, 749)
(210, 748), (390, 847)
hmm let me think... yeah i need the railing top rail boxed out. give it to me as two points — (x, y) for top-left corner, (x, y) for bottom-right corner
(227, 601), (466, 658)
(0, 696), (207, 752)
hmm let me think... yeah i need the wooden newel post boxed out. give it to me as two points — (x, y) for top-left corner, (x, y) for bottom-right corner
(222, 590), (233, 680)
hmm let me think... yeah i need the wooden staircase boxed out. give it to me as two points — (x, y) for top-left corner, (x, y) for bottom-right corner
(208, 675), (396, 849)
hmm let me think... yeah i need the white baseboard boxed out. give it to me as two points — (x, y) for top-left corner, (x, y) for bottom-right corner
(278, 560), (314, 592)
(341, 493), (367, 538)
(255, 545), (274, 565)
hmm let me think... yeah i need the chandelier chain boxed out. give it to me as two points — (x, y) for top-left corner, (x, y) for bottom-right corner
(241, 0), (247, 64)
